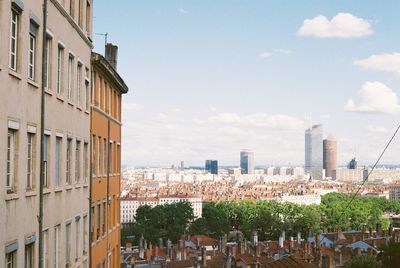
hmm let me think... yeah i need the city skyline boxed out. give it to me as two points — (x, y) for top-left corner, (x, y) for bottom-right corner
(93, 1), (400, 167)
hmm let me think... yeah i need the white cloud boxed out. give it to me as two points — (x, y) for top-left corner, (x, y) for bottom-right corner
(275, 48), (292, 55)
(345, 81), (400, 114)
(354, 53), (400, 76)
(208, 113), (305, 130)
(367, 125), (388, 133)
(259, 52), (271, 59)
(121, 112), (305, 166)
(298, 12), (373, 38)
(179, 8), (188, 15)
(122, 102), (144, 111)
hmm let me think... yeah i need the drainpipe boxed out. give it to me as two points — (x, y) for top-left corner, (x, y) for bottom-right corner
(38, 0), (48, 267)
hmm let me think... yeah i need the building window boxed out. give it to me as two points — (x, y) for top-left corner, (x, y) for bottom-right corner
(43, 134), (50, 188)
(92, 135), (96, 175)
(68, 54), (74, 101)
(97, 137), (101, 176)
(44, 36), (52, 90)
(7, 129), (17, 193)
(6, 249), (17, 268)
(83, 215), (88, 255)
(26, 133), (35, 190)
(69, 0), (75, 18)
(43, 229), (49, 268)
(83, 142), (88, 182)
(54, 224), (61, 268)
(25, 243), (34, 268)
(77, 63), (82, 106)
(103, 138), (107, 175)
(55, 137), (62, 186)
(78, 0), (83, 27)
(65, 222), (71, 265)
(28, 22), (38, 80)
(85, 80), (89, 110)
(90, 205), (94, 241)
(102, 200), (106, 235)
(75, 216), (80, 260)
(56, 46), (64, 95)
(66, 138), (72, 184)
(75, 140), (81, 182)
(109, 142), (113, 173)
(9, 8), (19, 71)
(86, 0), (91, 35)
(96, 203), (101, 240)
(117, 144), (120, 174)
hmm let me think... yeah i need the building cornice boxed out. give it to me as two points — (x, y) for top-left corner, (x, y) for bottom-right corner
(50, 0), (93, 49)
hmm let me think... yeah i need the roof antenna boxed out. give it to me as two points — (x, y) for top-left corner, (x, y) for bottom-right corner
(95, 32), (108, 55)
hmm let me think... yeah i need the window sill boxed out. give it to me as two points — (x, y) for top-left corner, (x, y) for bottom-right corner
(75, 184), (82, 189)
(45, 89), (53, 96)
(27, 79), (39, 88)
(8, 69), (22, 80)
(83, 183), (89, 188)
(5, 193), (19, 201)
(25, 190), (37, 197)
(65, 185), (73, 191)
(54, 187), (63, 193)
(56, 95), (64, 102)
(77, 106), (83, 111)
(84, 110), (90, 115)
(43, 188), (52, 195)
(67, 101), (74, 107)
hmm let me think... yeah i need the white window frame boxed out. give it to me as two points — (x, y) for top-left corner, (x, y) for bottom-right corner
(75, 140), (81, 182)
(26, 133), (34, 189)
(9, 9), (19, 71)
(77, 62), (82, 106)
(44, 37), (52, 90)
(66, 138), (72, 184)
(7, 129), (16, 193)
(67, 54), (74, 101)
(54, 224), (61, 268)
(28, 33), (36, 80)
(6, 250), (17, 268)
(55, 137), (62, 186)
(56, 46), (64, 95)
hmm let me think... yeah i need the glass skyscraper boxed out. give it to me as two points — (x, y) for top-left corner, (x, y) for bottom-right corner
(305, 124), (323, 180)
(240, 149), (254, 175)
(205, 160), (218, 174)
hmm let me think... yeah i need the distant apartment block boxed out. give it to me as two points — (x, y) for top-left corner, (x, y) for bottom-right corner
(121, 196), (203, 224)
(0, 0), (93, 267)
(90, 46), (128, 267)
(389, 184), (400, 200)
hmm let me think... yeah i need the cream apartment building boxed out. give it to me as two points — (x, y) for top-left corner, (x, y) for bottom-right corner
(0, 0), (92, 267)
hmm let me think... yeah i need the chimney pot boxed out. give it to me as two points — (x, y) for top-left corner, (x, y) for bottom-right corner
(105, 43), (118, 70)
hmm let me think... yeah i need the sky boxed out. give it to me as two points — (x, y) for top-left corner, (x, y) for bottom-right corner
(93, 0), (400, 167)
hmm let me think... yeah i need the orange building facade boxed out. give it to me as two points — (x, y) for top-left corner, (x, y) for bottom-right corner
(90, 46), (128, 268)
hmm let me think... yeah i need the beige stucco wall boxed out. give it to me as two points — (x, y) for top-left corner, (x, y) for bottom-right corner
(0, 0), (92, 267)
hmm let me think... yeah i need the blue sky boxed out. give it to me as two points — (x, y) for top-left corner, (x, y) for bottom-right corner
(93, 1), (400, 167)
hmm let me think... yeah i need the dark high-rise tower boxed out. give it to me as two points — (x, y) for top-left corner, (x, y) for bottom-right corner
(323, 136), (337, 178)
(205, 160), (218, 174)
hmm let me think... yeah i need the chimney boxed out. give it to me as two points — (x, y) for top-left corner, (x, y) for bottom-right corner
(376, 223), (382, 237)
(139, 235), (145, 259)
(226, 245), (232, 268)
(201, 247), (207, 266)
(297, 232), (302, 244)
(105, 43), (118, 70)
(167, 239), (172, 258)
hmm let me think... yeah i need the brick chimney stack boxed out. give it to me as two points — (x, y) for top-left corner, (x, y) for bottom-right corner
(105, 43), (118, 70)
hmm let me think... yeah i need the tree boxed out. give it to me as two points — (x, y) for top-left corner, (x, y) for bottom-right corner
(343, 255), (381, 268)
(377, 240), (400, 268)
